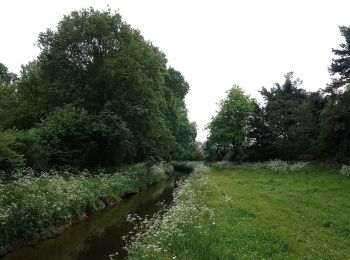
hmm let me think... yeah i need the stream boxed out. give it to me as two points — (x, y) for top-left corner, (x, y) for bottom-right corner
(4, 173), (187, 260)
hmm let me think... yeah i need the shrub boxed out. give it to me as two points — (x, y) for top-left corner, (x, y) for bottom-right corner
(209, 160), (309, 173)
(161, 162), (174, 175)
(266, 160), (289, 173)
(14, 130), (50, 171)
(289, 162), (309, 172)
(34, 105), (132, 168)
(0, 131), (25, 170)
(34, 105), (94, 167)
(172, 161), (198, 173)
(266, 160), (309, 173)
(209, 161), (235, 169)
(149, 164), (168, 183)
(340, 165), (350, 177)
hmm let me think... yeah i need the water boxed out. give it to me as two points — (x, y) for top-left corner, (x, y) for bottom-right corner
(4, 173), (187, 260)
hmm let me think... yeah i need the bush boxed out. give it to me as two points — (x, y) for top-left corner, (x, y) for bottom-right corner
(34, 105), (132, 168)
(266, 160), (290, 173)
(149, 164), (168, 182)
(288, 162), (309, 172)
(160, 162), (174, 175)
(209, 160), (309, 173)
(266, 160), (309, 173)
(14, 130), (50, 170)
(0, 130), (51, 172)
(171, 161), (197, 173)
(340, 165), (350, 177)
(34, 105), (94, 167)
(208, 161), (235, 169)
(0, 131), (25, 170)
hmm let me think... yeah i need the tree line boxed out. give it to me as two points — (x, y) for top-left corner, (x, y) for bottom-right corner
(0, 8), (200, 171)
(205, 26), (350, 163)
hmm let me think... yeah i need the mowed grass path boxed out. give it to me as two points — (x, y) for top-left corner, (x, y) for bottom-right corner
(203, 166), (350, 259)
(130, 165), (350, 259)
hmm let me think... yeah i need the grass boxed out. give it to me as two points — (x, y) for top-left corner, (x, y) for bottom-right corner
(127, 162), (350, 259)
(0, 163), (171, 255)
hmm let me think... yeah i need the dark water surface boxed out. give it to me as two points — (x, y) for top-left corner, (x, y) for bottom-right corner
(4, 173), (187, 260)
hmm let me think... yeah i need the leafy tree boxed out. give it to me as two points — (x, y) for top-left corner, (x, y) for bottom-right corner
(245, 104), (275, 161)
(0, 63), (17, 85)
(206, 86), (256, 161)
(318, 90), (350, 161)
(327, 26), (350, 93)
(163, 67), (197, 161)
(165, 67), (190, 100)
(316, 26), (350, 162)
(0, 63), (18, 130)
(34, 105), (131, 167)
(260, 72), (319, 160)
(205, 25), (350, 163)
(0, 131), (25, 170)
(0, 8), (198, 168)
(33, 105), (94, 167)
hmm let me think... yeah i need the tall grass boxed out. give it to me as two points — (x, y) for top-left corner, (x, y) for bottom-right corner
(0, 163), (171, 255)
(124, 162), (214, 259)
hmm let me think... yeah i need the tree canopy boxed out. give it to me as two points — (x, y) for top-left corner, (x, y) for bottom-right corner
(328, 26), (350, 92)
(206, 25), (350, 164)
(1, 11), (349, 168)
(206, 86), (256, 161)
(0, 8), (198, 170)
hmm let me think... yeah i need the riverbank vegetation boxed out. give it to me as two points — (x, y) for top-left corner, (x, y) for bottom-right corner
(0, 7), (202, 256)
(126, 162), (350, 259)
(0, 163), (172, 255)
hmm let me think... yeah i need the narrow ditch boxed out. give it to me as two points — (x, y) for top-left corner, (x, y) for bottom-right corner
(4, 172), (188, 260)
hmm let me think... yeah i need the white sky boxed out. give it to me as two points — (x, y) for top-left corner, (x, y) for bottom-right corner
(1, 0), (350, 141)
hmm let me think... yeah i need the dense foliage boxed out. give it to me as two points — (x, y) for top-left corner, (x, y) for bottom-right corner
(328, 26), (350, 92)
(205, 86), (255, 161)
(206, 26), (350, 163)
(0, 8), (198, 170)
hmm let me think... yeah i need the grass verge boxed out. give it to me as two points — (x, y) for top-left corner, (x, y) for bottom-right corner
(127, 162), (350, 259)
(0, 163), (171, 255)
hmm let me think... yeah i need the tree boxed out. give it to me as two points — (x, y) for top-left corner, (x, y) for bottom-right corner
(0, 131), (25, 170)
(318, 89), (350, 162)
(163, 67), (197, 161)
(0, 63), (18, 130)
(34, 105), (131, 167)
(0, 63), (17, 85)
(260, 72), (320, 160)
(246, 104), (275, 161)
(316, 26), (350, 162)
(206, 86), (256, 161)
(11, 8), (172, 164)
(0, 8), (198, 168)
(327, 26), (350, 93)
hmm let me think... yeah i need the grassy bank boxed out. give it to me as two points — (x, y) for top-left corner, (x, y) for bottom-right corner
(0, 163), (171, 255)
(127, 162), (350, 259)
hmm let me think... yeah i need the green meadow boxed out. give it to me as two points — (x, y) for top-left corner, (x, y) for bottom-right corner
(128, 163), (350, 259)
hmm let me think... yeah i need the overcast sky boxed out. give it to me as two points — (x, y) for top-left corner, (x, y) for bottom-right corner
(1, 0), (350, 141)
